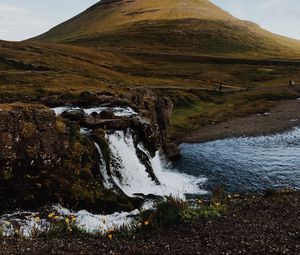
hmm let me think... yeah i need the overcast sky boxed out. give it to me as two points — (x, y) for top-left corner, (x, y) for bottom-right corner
(0, 0), (299, 41)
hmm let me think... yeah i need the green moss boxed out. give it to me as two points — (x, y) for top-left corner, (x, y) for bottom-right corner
(55, 119), (67, 133)
(20, 121), (36, 138)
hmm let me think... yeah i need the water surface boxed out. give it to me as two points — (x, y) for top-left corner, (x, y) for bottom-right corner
(174, 127), (300, 193)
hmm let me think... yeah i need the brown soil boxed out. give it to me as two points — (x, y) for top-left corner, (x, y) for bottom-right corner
(179, 99), (300, 143)
(1, 191), (299, 255)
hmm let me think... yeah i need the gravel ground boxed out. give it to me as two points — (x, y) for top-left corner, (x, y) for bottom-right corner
(179, 99), (300, 143)
(1, 191), (299, 255)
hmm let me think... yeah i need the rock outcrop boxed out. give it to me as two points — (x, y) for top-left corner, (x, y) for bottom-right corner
(0, 89), (179, 212)
(0, 105), (136, 212)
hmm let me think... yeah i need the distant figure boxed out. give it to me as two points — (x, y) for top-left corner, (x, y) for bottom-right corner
(219, 84), (223, 92)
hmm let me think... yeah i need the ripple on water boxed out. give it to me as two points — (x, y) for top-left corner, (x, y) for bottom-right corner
(174, 127), (300, 193)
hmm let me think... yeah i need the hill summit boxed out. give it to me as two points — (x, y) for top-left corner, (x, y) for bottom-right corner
(33, 0), (300, 57)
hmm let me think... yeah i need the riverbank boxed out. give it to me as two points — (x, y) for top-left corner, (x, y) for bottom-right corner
(178, 98), (300, 143)
(1, 190), (299, 255)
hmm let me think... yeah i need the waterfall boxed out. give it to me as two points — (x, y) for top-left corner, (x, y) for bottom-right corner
(94, 143), (113, 189)
(53, 105), (206, 199)
(105, 130), (206, 198)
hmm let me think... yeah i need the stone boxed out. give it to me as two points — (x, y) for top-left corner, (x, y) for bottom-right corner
(99, 109), (115, 119)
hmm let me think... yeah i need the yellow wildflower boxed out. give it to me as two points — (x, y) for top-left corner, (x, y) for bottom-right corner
(108, 234), (113, 240)
(144, 221), (149, 226)
(34, 217), (41, 222)
(54, 216), (60, 220)
(48, 213), (55, 219)
(65, 218), (70, 224)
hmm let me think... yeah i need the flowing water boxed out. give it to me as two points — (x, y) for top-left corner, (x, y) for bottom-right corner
(4, 107), (297, 237)
(105, 130), (206, 197)
(174, 127), (300, 193)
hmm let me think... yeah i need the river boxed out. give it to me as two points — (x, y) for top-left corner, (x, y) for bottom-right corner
(175, 127), (300, 194)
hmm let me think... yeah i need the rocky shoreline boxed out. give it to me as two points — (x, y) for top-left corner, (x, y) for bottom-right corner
(177, 99), (300, 144)
(0, 190), (299, 255)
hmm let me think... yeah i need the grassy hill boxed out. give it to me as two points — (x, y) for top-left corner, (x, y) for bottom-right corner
(34, 0), (300, 58)
(1, 0), (300, 139)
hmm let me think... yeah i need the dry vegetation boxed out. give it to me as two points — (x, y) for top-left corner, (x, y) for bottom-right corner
(1, 0), (300, 138)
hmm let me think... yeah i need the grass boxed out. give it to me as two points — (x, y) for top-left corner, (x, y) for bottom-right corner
(1, 10), (300, 141)
(140, 196), (225, 229)
(34, 0), (300, 58)
(163, 86), (299, 140)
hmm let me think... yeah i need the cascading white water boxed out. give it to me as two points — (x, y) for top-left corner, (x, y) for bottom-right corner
(52, 106), (137, 117)
(94, 143), (113, 189)
(107, 130), (206, 198)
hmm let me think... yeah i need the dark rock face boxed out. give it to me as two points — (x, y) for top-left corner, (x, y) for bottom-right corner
(0, 89), (179, 212)
(129, 90), (177, 157)
(0, 107), (134, 213)
(164, 143), (182, 160)
(0, 108), (64, 173)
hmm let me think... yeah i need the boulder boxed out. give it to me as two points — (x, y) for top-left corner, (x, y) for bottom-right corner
(61, 109), (86, 121)
(99, 109), (115, 119)
(83, 116), (130, 130)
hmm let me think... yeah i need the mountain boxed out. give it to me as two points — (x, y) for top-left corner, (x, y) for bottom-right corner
(34, 0), (300, 58)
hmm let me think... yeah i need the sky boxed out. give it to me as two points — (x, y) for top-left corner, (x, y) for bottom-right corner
(0, 0), (300, 41)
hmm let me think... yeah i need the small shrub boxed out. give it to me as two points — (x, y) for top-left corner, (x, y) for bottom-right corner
(140, 196), (225, 229)
(41, 219), (85, 238)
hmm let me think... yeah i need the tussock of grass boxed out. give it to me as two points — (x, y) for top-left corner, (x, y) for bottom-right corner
(140, 196), (226, 229)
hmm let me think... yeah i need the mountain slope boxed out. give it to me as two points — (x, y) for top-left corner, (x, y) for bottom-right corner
(34, 0), (300, 58)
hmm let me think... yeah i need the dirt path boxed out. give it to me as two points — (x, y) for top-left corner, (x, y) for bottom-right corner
(178, 98), (300, 143)
(1, 191), (299, 255)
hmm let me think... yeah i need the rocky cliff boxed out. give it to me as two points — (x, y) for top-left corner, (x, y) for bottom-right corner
(0, 91), (178, 212)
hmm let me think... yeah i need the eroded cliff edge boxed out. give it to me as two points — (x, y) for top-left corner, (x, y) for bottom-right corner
(0, 89), (179, 212)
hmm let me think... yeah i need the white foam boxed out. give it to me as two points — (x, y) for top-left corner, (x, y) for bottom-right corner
(108, 131), (206, 198)
(0, 212), (49, 237)
(52, 106), (137, 117)
(52, 106), (80, 115)
(53, 205), (139, 234)
(0, 206), (140, 237)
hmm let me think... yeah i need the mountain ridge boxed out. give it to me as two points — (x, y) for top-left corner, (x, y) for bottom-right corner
(32, 0), (300, 58)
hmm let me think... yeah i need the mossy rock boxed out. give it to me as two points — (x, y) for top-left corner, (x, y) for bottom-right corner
(55, 119), (67, 133)
(20, 121), (36, 138)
